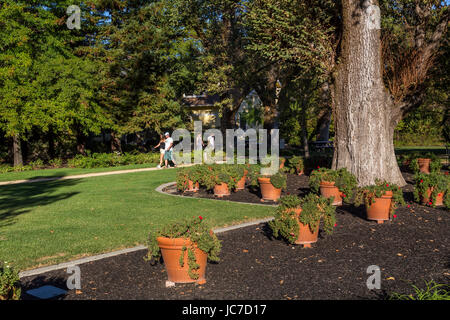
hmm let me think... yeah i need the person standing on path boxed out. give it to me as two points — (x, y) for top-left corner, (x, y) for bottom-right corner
(204, 133), (215, 163)
(153, 134), (165, 169)
(164, 132), (177, 168)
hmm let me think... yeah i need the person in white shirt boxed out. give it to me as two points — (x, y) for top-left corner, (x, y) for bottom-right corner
(164, 132), (177, 168)
(204, 134), (215, 163)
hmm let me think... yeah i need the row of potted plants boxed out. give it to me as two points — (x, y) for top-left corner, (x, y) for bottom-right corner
(176, 163), (289, 201)
(154, 165), (447, 286)
(147, 178), (408, 285)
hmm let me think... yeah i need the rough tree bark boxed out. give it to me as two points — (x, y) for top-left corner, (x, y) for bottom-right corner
(332, 0), (406, 186)
(12, 134), (23, 166)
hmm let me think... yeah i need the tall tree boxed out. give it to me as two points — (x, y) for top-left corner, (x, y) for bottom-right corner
(333, 0), (448, 186)
(94, 0), (193, 149)
(246, 0), (448, 186)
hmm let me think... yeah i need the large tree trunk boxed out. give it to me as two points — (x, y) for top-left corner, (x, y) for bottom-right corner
(332, 0), (405, 186)
(12, 134), (23, 166)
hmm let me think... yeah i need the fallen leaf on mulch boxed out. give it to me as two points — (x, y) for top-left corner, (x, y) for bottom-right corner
(75, 290), (83, 294)
(386, 277), (395, 281)
(243, 249), (249, 253)
(280, 280), (284, 285)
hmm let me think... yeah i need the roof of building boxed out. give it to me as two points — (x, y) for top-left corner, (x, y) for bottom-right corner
(182, 94), (221, 108)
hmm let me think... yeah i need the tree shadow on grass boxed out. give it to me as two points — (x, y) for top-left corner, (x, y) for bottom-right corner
(0, 179), (81, 228)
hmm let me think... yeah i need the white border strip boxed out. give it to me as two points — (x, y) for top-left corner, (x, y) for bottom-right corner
(155, 182), (278, 207)
(19, 217), (274, 279)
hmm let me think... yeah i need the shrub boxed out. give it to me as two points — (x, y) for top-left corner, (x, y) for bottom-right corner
(309, 168), (358, 200)
(354, 180), (406, 216)
(48, 158), (63, 168)
(269, 193), (336, 244)
(269, 172), (287, 190)
(29, 159), (44, 169)
(176, 165), (205, 192)
(413, 172), (449, 208)
(286, 156), (304, 174)
(200, 164), (239, 190)
(145, 216), (221, 280)
(0, 262), (21, 300)
(408, 153), (442, 174)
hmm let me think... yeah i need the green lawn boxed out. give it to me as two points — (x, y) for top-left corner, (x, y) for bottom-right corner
(0, 169), (273, 271)
(0, 163), (161, 183)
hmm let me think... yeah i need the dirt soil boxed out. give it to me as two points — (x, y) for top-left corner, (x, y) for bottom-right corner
(21, 172), (449, 300)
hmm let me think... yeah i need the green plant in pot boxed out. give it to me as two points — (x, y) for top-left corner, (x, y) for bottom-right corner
(269, 193), (336, 247)
(309, 168), (357, 205)
(257, 172), (287, 202)
(176, 165), (204, 192)
(413, 172), (449, 208)
(145, 216), (221, 284)
(286, 156), (304, 175)
(354, 180), (405, 223)
(0, 262), (21, 300)
(227, 164), (246, 191)
(201, 164), (237, 197)
(409, 153), (442, 174)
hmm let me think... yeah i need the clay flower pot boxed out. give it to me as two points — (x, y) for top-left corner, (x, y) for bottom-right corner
(319, 181), (342, 206)
(236, 175), (246, 191)
(258, 177), (282, 201)
(366, 191), (393, 224)
(289, 208), (319, 248)
(187, 180), (199, 192)
(420, 187), (444, 206)
(157, 237), (208, 284)
(213, 183), (230, 197)
(417, 158), (431, 174)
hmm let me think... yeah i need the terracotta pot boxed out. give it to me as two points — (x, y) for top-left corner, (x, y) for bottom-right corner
(213, 183), (230, 197)
(258, 177), (282, 201)
(236, 174), (247, 190)
(319, 181), (342, 206)
(289, 208), (319, 248)
(420, 187), (444, 206)
(366, 191), (393, 224)
(157, 237), (207, 284)
(187, 180), (199, 192)
(417, 158), (431, 174)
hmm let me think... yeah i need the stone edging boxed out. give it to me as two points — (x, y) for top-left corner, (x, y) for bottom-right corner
(155, 182), (278, 207)
(19, 217), (274, 279)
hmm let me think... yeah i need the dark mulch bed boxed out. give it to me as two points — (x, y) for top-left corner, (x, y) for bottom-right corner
(21, 171), (449, 300)
(163, 172), (312, 205)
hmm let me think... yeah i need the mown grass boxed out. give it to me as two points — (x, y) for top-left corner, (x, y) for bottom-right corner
(0, 163), (159, 183)
(0, 169), (273, 271)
